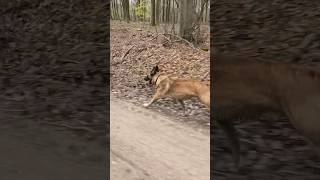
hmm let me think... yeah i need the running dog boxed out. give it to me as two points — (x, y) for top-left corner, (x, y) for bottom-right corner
(143, 65), (210, 112)
(213, 53), (320, 169)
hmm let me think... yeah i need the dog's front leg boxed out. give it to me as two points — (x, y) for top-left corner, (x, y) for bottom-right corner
(143, 91), (162, 107)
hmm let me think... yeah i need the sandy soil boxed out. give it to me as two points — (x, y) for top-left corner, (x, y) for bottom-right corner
(110, 96), (210, 180)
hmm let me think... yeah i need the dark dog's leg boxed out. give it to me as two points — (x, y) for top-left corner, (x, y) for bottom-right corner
(216, 120), (240, 170)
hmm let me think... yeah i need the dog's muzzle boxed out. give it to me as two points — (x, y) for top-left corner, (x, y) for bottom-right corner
(144, 75), (153, 85)
(144, 76), (150, 81)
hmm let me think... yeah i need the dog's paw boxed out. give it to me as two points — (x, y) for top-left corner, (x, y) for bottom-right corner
(143, 103), (150, 107)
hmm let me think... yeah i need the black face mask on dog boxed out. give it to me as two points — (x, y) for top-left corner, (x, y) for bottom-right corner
(144, 65), (159, 84)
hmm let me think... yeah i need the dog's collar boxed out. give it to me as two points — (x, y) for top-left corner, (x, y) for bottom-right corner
(153, 74), (162, 85)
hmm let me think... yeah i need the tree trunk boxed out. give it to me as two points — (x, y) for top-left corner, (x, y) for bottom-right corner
(162, 0), (166, 22)
(174, 0), (178, 24)
(143, 1), (146, 22)
(179, 0), (195, 41)
(172, 1), (175, 24)
(114, 0), (118, 20)
(166, 0), (170, 23)
(122, 0), (130, 22)
(111, 0), (114, 19)
(204, 0), (208, 22)
(151, 0), (156, 26)
(111, 0), (115, 19)
(155, 0), (160, 24)
(118, 0), (122, 21)
(115, 0), (120, 19)
(199, 0), (208, 23)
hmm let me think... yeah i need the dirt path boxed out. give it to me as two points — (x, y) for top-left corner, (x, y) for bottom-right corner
(0, 113), (106, 180)
(0, 136), (106, 180)
(110, 96), (210, 180)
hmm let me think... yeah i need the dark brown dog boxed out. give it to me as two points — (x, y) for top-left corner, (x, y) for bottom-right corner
(143, 65), (210, 112)
(214, 53), (320, 169)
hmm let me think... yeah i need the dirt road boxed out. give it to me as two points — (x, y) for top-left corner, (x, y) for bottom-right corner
(110, 96), (210, 180)
(0, 111), (107, 180)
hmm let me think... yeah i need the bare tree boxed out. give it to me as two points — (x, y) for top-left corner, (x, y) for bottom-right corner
(162, 0), (166, 22)
(179, 0), (195, 41)
(151, 0), (156, 26)
(204, 0), (208, 22)
(122, 0), (130, 22)
(165, 0), (171, 22)
(155, 0), (160, 24)
(111, 0), (118, 20)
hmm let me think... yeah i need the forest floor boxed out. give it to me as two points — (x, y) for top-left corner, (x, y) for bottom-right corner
(110, 20), (320, 179)
(0, 1), (108, 178)
(111, 20), (210, 128)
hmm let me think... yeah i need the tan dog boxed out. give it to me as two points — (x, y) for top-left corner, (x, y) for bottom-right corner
(143, 65), (210, 112)
(214, 53), (320, 169)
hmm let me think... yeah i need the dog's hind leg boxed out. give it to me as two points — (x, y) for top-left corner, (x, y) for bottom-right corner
(177, 99), (186, 115)
(216, 119), (240, 170)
